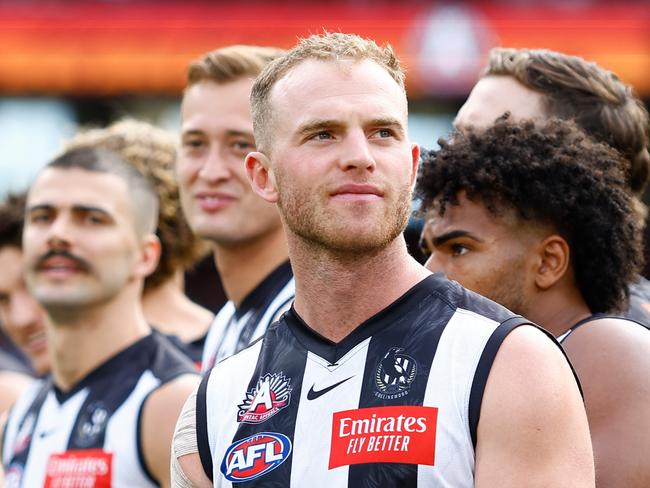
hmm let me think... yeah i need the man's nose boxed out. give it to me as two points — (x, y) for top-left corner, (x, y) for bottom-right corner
(338, 131), (376, 172)
(198, 145), (232, 183)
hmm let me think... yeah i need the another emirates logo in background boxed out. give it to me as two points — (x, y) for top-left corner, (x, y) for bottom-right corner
(238, 372), (292, 424)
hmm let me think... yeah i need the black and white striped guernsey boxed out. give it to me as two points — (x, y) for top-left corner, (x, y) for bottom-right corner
(201, 260), (295, 372)
(2, 331), (196, 488)
(195, 274), (541, 487)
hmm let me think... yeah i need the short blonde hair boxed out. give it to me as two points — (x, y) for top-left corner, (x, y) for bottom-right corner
(65, 119), (208, 291)
(187, 45), (285, 87)
(251, 32), (405, 151)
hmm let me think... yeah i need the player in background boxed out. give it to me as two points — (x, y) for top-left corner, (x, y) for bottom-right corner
(176, 45), (294, 371)
(65, 119), (213, 365)
(453, 47), (650, 326)
(417, 119), (650, 488)
(1, 147), (198, 487)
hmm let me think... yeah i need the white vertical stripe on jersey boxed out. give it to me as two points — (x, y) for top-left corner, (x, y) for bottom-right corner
(2, 379), (42, 463)
(290, 339), (371, 488)
(207, 339), (265, 487)
(418, 308), (500, 487)
(21, 389), (89, 487)
(106, 370), (161, 487)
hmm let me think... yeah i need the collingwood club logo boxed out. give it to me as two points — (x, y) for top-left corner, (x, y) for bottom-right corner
(238, 372), (292, 424)
(375, 347), (417, 400)
(75, 402), (109, 447)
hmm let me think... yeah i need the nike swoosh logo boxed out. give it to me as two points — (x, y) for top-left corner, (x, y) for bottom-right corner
(307, 376), (354, 400)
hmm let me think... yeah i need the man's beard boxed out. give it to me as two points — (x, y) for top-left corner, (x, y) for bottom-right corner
(276, 176), (413, 255)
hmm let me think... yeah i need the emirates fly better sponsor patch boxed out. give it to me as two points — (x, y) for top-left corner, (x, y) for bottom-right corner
(44, 449), (113, 487)
(329, 406), (438, 469)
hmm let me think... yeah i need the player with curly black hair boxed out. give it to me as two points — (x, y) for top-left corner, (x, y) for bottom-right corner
(416, 118), (650, 488)
(454, 46), (650, 326)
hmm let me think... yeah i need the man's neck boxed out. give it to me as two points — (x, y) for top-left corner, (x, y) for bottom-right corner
(47, 289), (151, 391)
(141, 271), (213, 342)
(290, 235), (430, 343)
(214, 228), (289, 307)
(523, 285), (591, 338)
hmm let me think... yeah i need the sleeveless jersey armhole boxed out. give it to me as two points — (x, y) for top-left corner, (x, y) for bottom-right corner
(468, 317), (584, 448)
(196, 369), (213, 482)
(468, 316), (532, 448)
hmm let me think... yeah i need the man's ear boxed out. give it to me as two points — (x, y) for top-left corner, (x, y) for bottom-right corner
(410, 143), (420, 188)
(245, 151), (278, 203)
(135, 234), (161, 279)
(534, 235), (570, 290)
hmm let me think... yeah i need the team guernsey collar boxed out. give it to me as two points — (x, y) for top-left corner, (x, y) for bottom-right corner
(235, 260), (293, 319)
(283, 275), (439, 365)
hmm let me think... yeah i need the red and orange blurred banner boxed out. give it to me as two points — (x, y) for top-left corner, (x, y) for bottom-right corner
(1, 1), (648, 97)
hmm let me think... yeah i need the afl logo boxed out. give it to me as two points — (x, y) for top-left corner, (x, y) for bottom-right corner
(375, 347), (417, 400)
(220, 432), (292, 482)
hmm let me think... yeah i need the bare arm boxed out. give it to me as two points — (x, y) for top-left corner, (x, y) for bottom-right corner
(475, 325), (595, 488)
(171, 389), (213, 488)
(563, 318), (650, 488)
(140, 373), (200, 488)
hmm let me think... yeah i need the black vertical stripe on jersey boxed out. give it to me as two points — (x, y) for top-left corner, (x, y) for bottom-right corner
(65, 332), (196, 452)
(196, 369), (213, 481)
(225, 324), (307, 488)
(4, 378), (51, 471)
(67, 371), (142, 450)
(234, 260), (293, 352)
(468, 316), (530, 449)
(347, 291), (455, 488)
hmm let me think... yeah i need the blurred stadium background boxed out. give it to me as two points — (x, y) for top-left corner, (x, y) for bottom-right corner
(1, 0), (649, 197)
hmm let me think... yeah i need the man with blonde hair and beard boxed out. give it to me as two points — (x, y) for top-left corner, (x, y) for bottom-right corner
(171, 32), (594, 488)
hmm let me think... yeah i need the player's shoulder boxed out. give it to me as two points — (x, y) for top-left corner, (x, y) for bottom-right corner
(145, 331), (199, 383)
(563, 315), (650, 365)
(566, 315), (649, 344)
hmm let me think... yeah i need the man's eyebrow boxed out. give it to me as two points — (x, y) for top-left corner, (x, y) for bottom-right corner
(368, 117), (405, 132)
(28, 204), (112, 218)
(296, 119), (345, 137)
(27, 204), (53, 213)
(432, 230), (483, 247)
(71, 205), (112, 216)
(181, 129), (204, 138)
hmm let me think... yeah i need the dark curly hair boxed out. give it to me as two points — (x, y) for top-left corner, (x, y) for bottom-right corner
(415, 119), (642, 314)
